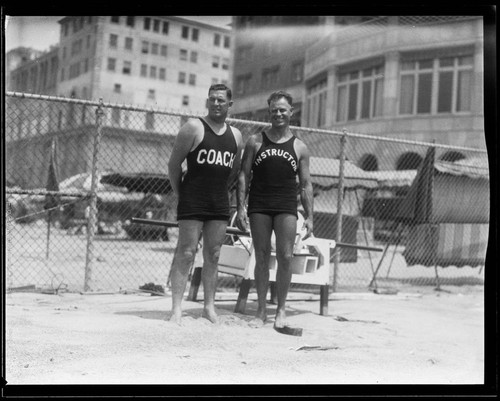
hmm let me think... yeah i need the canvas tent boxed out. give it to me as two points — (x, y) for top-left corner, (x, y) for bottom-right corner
(396, 148), (489, 267)
(304, 157), (378, 262)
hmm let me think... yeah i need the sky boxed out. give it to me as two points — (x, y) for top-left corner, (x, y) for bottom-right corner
(4, 16), (233, 52)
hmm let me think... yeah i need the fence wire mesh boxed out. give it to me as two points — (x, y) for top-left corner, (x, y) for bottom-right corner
(5, 92), (489, 294)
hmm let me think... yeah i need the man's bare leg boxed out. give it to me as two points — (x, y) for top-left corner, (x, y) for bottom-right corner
(169, 220), (203, 324)
(200, 220), (228, 324)
(249, 213), (273, 324)
(273, 213), (297, 329)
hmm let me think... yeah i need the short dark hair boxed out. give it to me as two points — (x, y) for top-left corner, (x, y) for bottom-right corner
(267, 90), (293, 107)
(208, 84), (232, 100)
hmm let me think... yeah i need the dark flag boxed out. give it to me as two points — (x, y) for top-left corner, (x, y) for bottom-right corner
(396, 145), (436, 224)
(45, 138), (60, 211)
(45, 137), (60, 259)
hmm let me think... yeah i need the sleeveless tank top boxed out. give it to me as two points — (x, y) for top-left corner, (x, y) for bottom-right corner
(177, 118), (237, 220)
(248, 132), (299, 216)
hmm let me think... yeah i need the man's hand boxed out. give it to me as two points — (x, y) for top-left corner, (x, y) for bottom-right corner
(235, 208), (248, 232)
(302, 217), (313, 240)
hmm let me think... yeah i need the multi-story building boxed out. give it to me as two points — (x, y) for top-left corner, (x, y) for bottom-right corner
(303, 15), (485, 170)
(231, 15), (485, 171)
(56, 16), (232, 111)
(230, 16), (334, 125)
(7, 46), (59, 95)
(6, 16), (233, 188)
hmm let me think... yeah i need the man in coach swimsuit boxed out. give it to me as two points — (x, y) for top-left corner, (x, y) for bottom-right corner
(236, 90), (314, 333)
(168, 84), (243, 324)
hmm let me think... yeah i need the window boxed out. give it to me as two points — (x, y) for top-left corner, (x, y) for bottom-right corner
(214, 33), (221, 46)
(126, 17), (135, 27)
(360, 154), (378, 171)
(261, 66), (279, 88)
(60, 67), (65, 81)
(399, 54), (473, 115)
(71, 39), (82, 56)
(306, 78), (327, 127)
(180, 49), (188, 61)
(122, 61), (131, 75)
(162, 21), (169, 34)
(62, 47), (66, 59)
(190, 51), (198, 63)
(112, 108), (121, 125)
(223, 36), (230, 48)
(291, 62), (304, 83)
(107, 58), (116, 72)
(86, 35), (91, 49)
(150, 66), (157, 79)
(87, 16), (93, 25)
(181, 26), (189, 39)
(336, 65), (384, 122)
(237, 46), (252, 62)
(69, 62), (81, 79)
(84, 58), (89, 73)
(148, 89), (155, 99)
(109, 34), (118, 48)
(140, 64), (147, 77)
(114, 83), (121, 93)
(145, 111), (155, 130)
(141, 41), (149, 54)
(160, 45), (167, 57)
(192, 28), (199, 42)
(151, 43), (159, 55)
(182, 95), (189, 106)
(111, 16), (120, 24)
(222, 58), (229, 70)
(63, 23), (69, 37)
(189, 73), (196, 86)
(144, 17), (151, 30)
(125, 37), (133, 50)
(212, 56), (220, 68)
(153, 19), (160, 32)
(178, 72), (186, 84)
(159, 68), (166, 80)
(236, 74), (252, 95)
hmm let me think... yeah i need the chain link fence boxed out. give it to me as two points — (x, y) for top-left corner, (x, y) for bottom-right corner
(5, 92), (489, 294)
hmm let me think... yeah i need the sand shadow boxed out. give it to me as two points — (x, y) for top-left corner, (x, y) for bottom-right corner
(114, 302), (309, 328)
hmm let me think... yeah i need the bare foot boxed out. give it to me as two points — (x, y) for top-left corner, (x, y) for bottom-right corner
(274, 308), (287, 329)
(248, 318), (265, 328)
(169, 310), (182, 325)
(254, 308), (267, 324)
(202, 308), (219, 324)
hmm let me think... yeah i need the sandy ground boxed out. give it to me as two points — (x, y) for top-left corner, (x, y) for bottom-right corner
(5, 284), (484, 386)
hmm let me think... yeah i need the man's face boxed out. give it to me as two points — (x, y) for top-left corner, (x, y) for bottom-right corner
(206, 90), (232, 119)
(268, 97), (293, 128)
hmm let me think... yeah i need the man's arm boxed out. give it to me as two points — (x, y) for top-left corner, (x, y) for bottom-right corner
(227, 127), (244, 193)
(168, 119), (200, 196)
(235, 136), (256, 231)
(297, 141), (314, 239)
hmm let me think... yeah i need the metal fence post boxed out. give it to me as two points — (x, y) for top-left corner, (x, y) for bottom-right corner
(332, 129), (348, 292)
(84, 99), (105, 292)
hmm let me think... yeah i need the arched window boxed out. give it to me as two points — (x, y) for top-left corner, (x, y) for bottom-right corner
(396, 152), (423, 170)
(360, 154), (378, 171)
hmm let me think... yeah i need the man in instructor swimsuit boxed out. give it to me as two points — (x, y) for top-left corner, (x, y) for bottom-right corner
(236, 90), (314, 332)
(168, 84), (243, 324)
